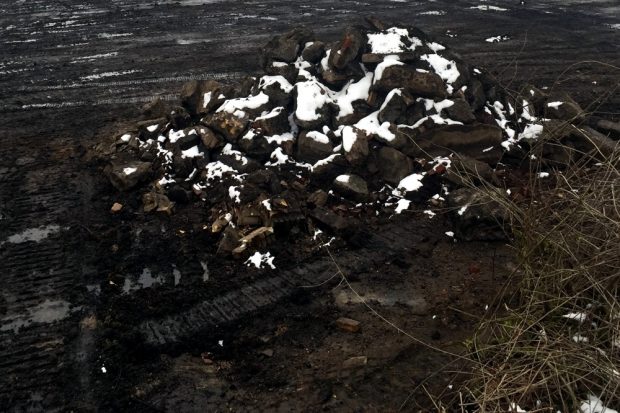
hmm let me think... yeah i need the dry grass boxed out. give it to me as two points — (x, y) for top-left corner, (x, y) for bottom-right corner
(451, 141), (620, 412)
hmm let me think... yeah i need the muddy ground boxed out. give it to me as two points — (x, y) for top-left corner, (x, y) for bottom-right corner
(0, 1), (618, 412)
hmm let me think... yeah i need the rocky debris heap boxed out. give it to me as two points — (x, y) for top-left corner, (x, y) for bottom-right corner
(98, 18), (619, 259)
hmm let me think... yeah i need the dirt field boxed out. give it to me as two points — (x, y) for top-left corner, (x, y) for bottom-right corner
(1, 1), (618, 411)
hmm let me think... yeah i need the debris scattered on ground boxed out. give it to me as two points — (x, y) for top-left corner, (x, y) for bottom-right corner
(342, 355), (368, 369)
(335, 317), (361, 333)
(110, 202), (123, 213)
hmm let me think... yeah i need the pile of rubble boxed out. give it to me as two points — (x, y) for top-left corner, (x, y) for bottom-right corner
(98, 18), (619, 262)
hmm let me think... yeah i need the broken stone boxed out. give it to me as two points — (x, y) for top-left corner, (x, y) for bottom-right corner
(301, 41), (325, 63)
(142, 192), (174, 215)
(567, 126), (619, 160)
(402, 100), (427, 126)
(259, 349), (274, 357)
(342, 126), (368, 166)
(110, 202), (123, 214)
(260, 27), (314, 66)
(334, 101), (373, 127)
(217, 148), (261, 174)
(106, 161), (152, 191)
(444, 98), (476, 124)
(364, 16), (387, 31)
(141, 98), (169, 119)
(172, 153), (194, 179)
(444, 155), (496, 187)
(293, 83), (332, 130)
(168, 106), (193, 130)
(540, 120), (618, 162)
(217, 225), (240, 256)
(545, 92), (585, 123)
(235, 76), (258, 98)
(521, 84), (549, 116)
(115, 132), (137, 147)
(342, 356), (367, 369)
(378, 90), (408, 124)
(311, 154), (349, 181)
(139, 148), (157, 163)
(252, 107), (290, 135)
(448, 188), (509, 241)
(376, 146), (414, 186)
(237, 133), (273, 163)
(362, 52), (420, 64)
(374, 65), (446, 99)
(142, 192), (159, 212)
(466, 78), (487, 112)
(296, 131), (334, 163)
(99, 22), (617, 261)
(309, 207), (353, 234)
(195, 126), (222, 150)
(591, 118), (620, 140)
(320, 69), (350, 88)
(180, 79), (229, 116)
(232, 227), (274, 256)
(411, 124), (504, 165)
(328, 26), (366, 70)
(373, 126), (412, 150)
(176, 128), (200, 150)
(236, 205), (264, 227)
(333, 174), (369, 201)
(264, 63), (298, 84)
(166, 185), (191, 204)
(137, 119), (166, 141)
(335, 317), (360, 333)
(204, 112), (248, 142)
(256, 76), (292, 108)
(307, 189), (328, 207)
(211, 214), (232, 233)
(244, 169), (282, 194)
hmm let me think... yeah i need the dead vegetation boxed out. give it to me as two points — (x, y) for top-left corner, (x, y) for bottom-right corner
(446, 133), (620, 412)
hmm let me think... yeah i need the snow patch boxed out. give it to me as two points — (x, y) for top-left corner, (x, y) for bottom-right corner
(217, 92), (269, 116)
(580, 395), (618, 413)
(295, 79), (331, 122)
(470, 5), (508, 11)
(228, 186), (242, 203)
(547, 101), (564, 109)
(394, 199), (411, 214)
(374, 55), (403, 81)
(245, 251), (276, 269)
(367, 27), (422, 54)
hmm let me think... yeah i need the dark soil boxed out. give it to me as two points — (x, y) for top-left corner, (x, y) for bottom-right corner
(1, 1), (618, 412)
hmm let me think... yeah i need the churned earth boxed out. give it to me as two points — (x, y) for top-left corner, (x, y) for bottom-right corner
(0, 1), (618, 412)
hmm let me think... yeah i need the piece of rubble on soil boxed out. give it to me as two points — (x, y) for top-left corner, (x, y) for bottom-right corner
(99, 17), (619, 258)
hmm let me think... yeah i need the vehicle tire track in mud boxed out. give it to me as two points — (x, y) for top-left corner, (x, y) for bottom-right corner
(137, 225), (425, 348)
(0, 138), (96, 412)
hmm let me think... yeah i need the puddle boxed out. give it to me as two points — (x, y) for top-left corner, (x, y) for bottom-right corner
(0, 299), (72, 333)
(122, 263), (208, 292)
(173, 265), (182, 286)
(0, 224), (60, 246)
(123, 268), (165, 293)
(200, 261), (210, 281)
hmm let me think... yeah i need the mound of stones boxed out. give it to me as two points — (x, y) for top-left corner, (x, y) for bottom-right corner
(98, 17), (619, 256)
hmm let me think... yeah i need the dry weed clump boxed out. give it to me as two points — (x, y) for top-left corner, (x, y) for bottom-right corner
(457, 145), (620, 412)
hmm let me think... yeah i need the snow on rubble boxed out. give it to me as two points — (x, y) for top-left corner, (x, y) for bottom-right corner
(101, 18), (605, 258)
